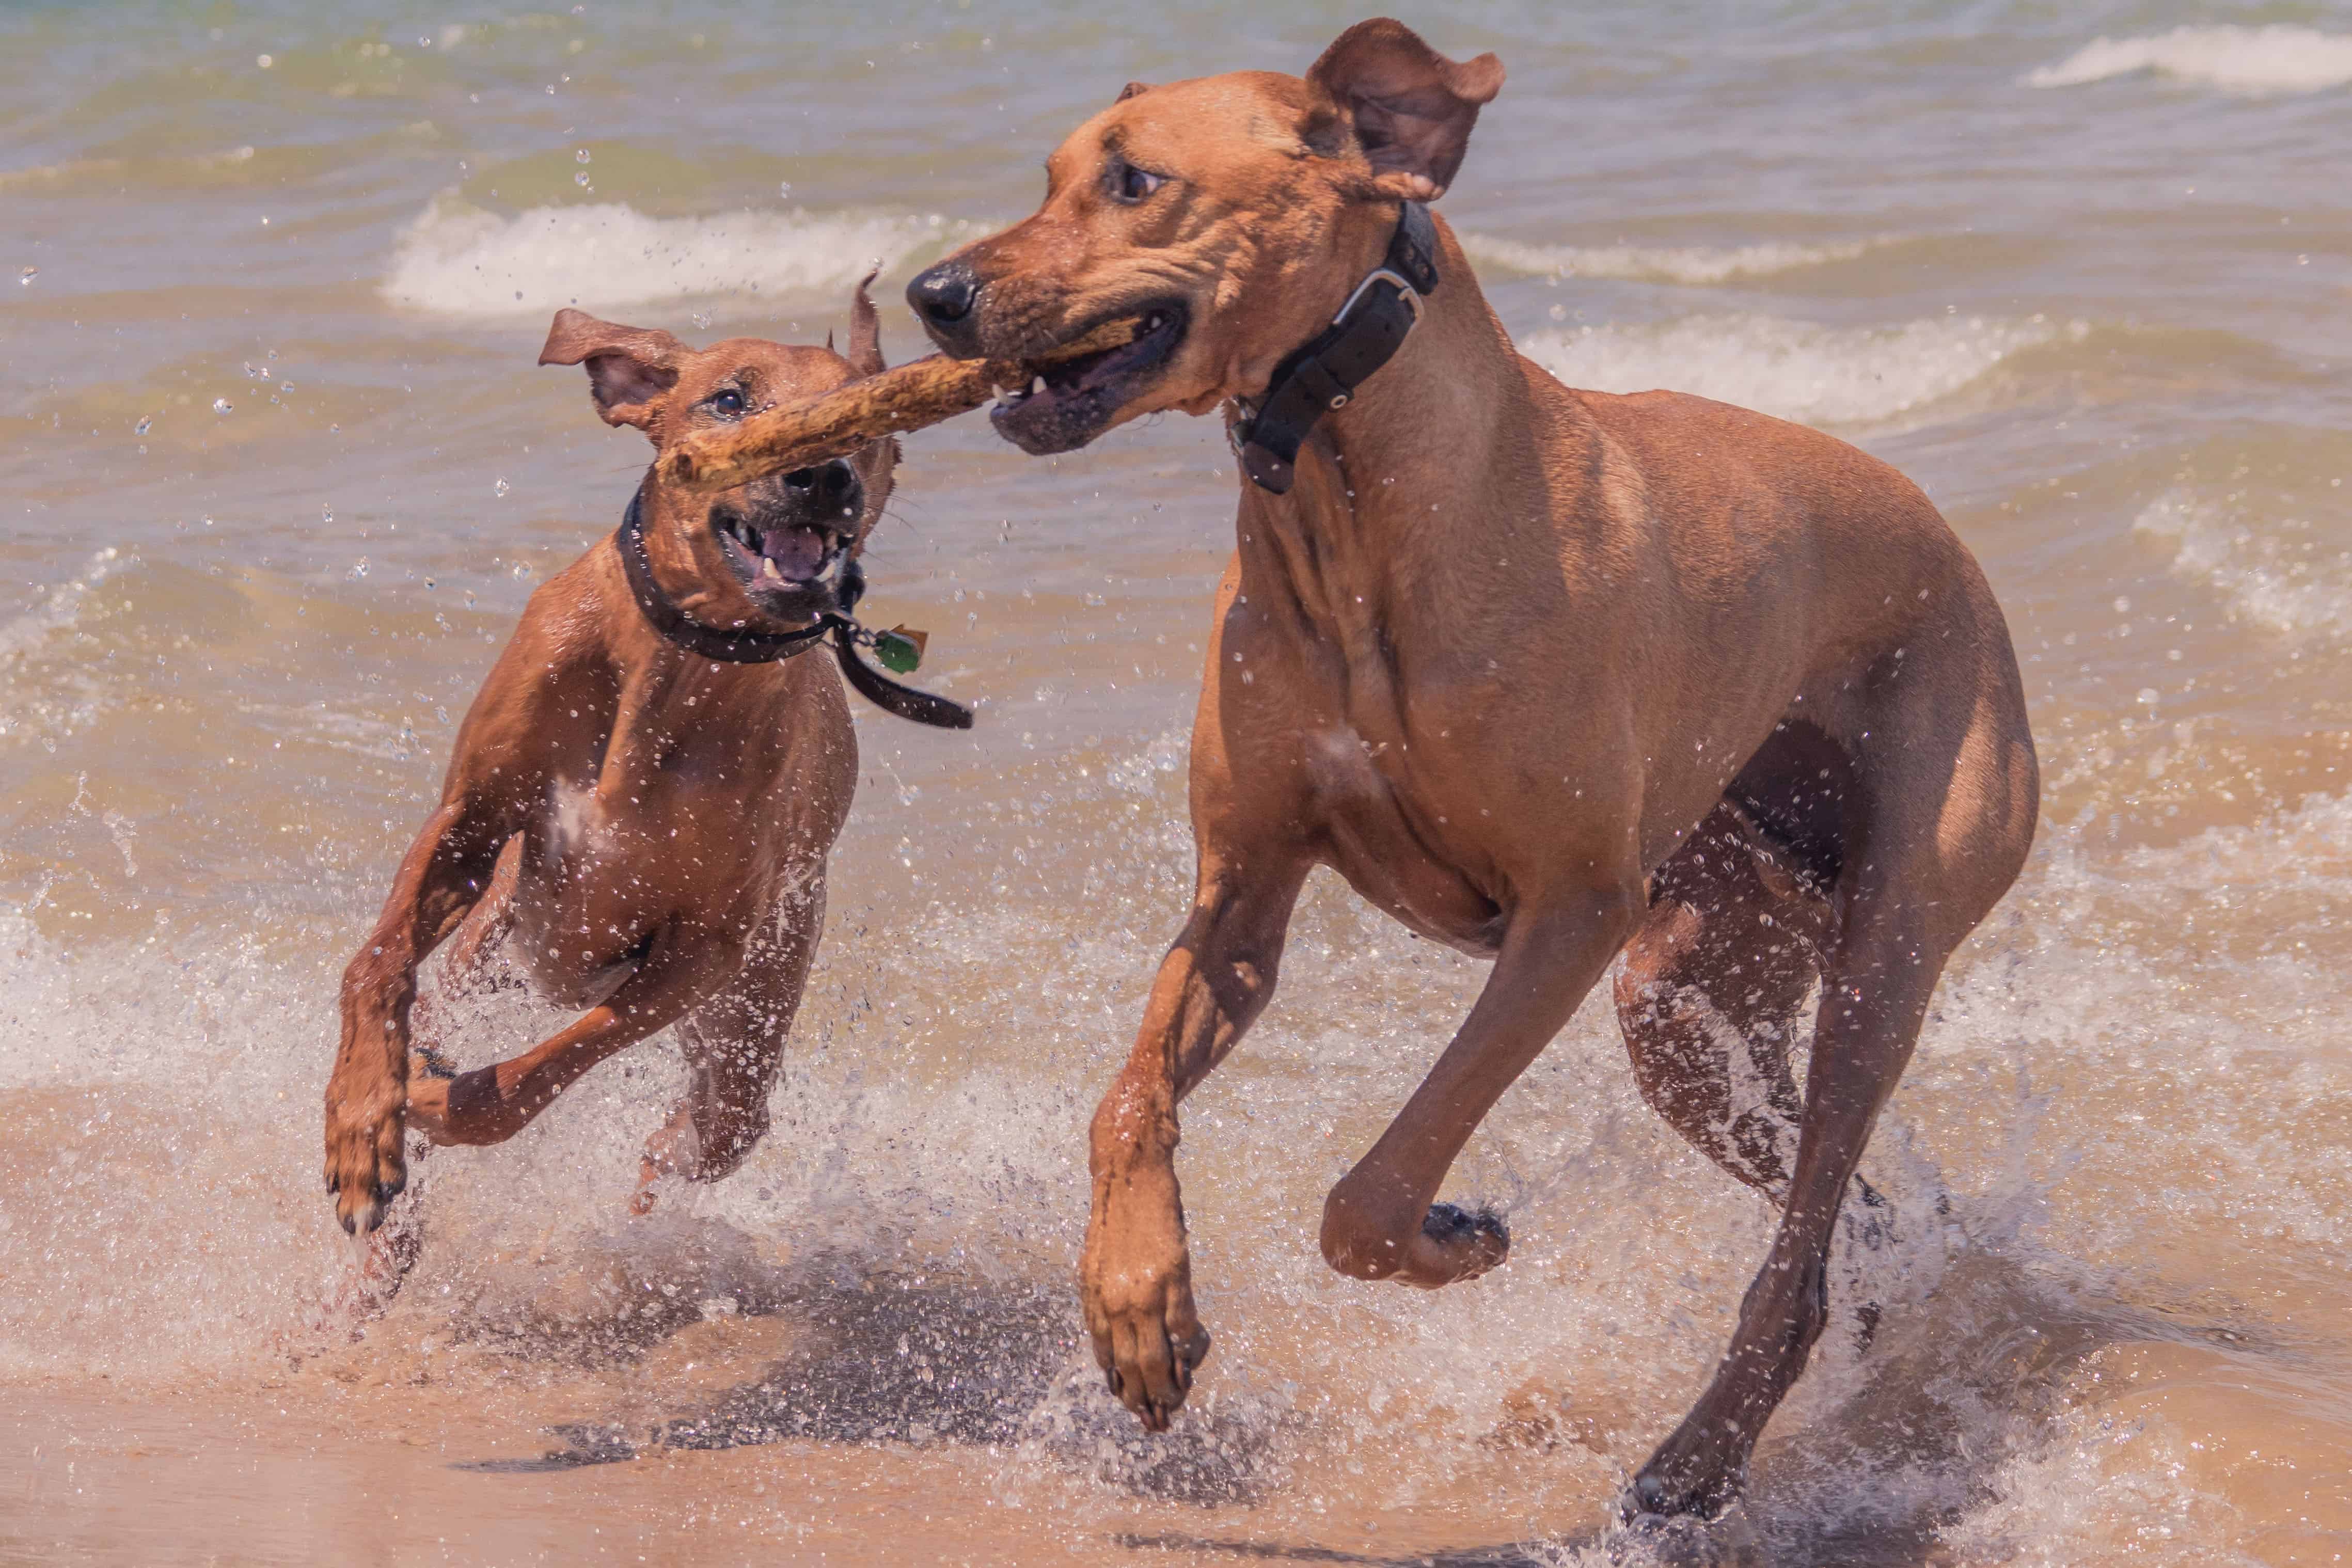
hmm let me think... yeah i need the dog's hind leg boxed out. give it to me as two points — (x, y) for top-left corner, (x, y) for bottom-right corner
(1618, 805), (1911, 1351)
(1625, 875), (1941, 1523)
(1625, 688), (2037, 1521)
(1614, 804), (1826, 1202)
(633, 890), (822, 1214)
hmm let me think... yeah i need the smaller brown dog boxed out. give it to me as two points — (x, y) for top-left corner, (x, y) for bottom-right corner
(323, 282), (928, 1246)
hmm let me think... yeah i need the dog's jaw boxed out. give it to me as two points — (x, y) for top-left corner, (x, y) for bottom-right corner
(986, 304), (1190, 454)
(709, 507), (854, 622)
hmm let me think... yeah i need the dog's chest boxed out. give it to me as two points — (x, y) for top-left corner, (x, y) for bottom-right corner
(517, 707), (841, 951)
(1303, 726), (1506, 955)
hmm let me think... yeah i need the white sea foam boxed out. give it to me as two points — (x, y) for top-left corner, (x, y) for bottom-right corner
(1520, 313), (2070, 429)
(2026, 25), (2352, 94)
(0, 546), (125, 669)
(2134, 487), (2352, 638)
(1461, 232), (1887, 285)
(381, 197), (983, 318)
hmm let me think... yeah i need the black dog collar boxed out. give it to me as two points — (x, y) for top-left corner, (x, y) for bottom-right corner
(1233, 201), (1440, 495)
(615, 490), (973, 730)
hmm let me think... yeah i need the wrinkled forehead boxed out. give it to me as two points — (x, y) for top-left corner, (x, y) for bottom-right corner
(677, 340), (857, 401)
(1048, 70), (1316, 181)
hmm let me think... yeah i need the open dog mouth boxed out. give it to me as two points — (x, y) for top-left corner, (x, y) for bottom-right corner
(713, 508), (848, 607)
(990, 303), (1188, 455)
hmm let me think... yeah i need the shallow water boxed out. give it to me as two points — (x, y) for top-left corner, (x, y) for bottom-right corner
(5, 2), (2350, 1563)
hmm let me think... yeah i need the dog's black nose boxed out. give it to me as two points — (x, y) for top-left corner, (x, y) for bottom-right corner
(785, 458), (861, 514)
(907, 261), (979, 328)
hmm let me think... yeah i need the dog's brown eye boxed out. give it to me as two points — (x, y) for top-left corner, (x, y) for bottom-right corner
(707, 388), (746, 418)
(1110, 159), (1165, 204)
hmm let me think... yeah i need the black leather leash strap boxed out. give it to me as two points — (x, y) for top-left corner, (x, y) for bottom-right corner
(1234, 201), (1440, 495)
(826, 620), (971, 729)
(615, 490), (974, 730)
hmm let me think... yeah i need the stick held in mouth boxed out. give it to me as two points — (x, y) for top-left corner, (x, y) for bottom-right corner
(660, 317), (1147, 494)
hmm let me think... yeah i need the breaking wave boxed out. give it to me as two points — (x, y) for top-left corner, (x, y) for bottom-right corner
(381, 197), (982, 318)
(1461, 232), (1890, 285)
(2026, 25), (2352, 94)
(1520, 312), (2071, 429)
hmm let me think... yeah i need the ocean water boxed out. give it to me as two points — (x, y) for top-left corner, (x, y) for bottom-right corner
(4, 2), (2350, 1562)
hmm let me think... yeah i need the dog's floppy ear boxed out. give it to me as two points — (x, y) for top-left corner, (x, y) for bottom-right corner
(846, 270), (887, 378)
(1305, 19), (1504, 200)
(537, 309), (684, 431)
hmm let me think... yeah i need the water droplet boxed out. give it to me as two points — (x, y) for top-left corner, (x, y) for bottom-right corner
(256, 53), (273, 68)
(212, 398), (233, 415)
(322, 504), (335, 524)
(691, 312), (712, 330)
(348, 557), (370, 580)
(134, 416), (153, 435)
(779, 182), (792, 200)
(576, 148), (591, 164)
(575, 171), (590, 187)
(280, 382), (294, 393)
(17, 267), (34, 287)
(494, 478), (511, 497)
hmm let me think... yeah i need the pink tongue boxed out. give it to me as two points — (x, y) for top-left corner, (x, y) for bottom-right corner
(760, 527), (829, 581)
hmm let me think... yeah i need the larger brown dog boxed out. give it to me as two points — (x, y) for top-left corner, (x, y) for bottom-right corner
(906, 21), (2038, 1522)
(323, 287), (902, 1247)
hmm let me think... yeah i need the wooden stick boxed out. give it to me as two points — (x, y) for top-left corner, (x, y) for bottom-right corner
(659, 318), (1146, 494)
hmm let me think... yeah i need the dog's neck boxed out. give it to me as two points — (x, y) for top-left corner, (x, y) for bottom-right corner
(1235, 220), (1537, 631)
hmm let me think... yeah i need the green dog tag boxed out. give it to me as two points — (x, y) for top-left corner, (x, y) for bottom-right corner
(873, 628), (924, 674)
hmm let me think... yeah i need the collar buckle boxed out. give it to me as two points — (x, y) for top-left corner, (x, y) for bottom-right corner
(1333, 267), (1424, 330)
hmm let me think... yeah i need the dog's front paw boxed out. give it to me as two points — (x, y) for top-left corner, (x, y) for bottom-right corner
(1086, 1261), (1211, 1433)
(323, 1092), (407, 1237)
(1409, 1201), (1510, 1285)
(1082, 1189), (1209, 1432)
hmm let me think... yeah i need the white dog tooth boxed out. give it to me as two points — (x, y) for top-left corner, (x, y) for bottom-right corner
(761, 556), (781, 580)
(1030, 374), (1045, 395)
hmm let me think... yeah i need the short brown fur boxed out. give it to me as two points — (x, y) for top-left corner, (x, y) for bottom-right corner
(323, 286), (901, 1264)
(910, 19), (2038, 1523)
